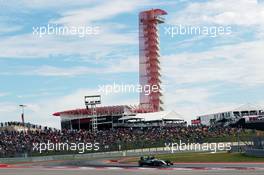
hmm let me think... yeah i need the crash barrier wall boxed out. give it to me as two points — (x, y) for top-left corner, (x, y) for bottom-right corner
(1, 130), (256, 158)
(0, 152), (122, 164)
(0, 137), (252, 158)
(245, 149), (264, 157)
(0, 142), (246, 164)
(0, 133), (255, 158)
(230, 145), (247, 153)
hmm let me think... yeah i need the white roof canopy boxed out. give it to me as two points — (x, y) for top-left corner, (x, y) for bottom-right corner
(233, 103), (263, 112)
(198, 103), (264, 117)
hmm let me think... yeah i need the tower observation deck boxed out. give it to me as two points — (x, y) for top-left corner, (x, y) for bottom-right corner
(139, 9), (167, 112)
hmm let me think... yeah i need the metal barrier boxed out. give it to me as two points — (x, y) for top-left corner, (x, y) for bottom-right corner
(0, 143), (236, 164)
(245, 149), (264, 157)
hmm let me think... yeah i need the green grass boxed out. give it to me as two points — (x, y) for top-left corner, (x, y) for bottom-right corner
(124, 152), (264, 163)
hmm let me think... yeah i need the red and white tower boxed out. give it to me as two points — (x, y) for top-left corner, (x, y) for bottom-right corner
(139, 9), (167, 112)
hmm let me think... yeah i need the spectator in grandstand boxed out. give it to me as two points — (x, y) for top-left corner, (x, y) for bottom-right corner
(0, 124), (243, 158)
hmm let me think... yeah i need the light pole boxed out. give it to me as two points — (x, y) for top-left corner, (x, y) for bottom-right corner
(19, 104), (26, 125)
(84, 95), (101, 132)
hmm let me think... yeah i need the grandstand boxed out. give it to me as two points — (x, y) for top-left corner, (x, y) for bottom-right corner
(0, 121), (57, 132)
(53, 106), (185, 130)
(0, 125), (245, 158)
(192, 104), (264, 130)
(53, 105), (134, 130)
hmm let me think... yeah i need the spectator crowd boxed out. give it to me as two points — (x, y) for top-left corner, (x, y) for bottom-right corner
(0, 123), (243, 158)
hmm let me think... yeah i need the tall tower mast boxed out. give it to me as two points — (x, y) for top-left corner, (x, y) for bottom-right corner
(139, 9), (167, 112)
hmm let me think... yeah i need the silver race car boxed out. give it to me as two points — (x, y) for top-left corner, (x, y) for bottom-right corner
(138, 156), (173, 167)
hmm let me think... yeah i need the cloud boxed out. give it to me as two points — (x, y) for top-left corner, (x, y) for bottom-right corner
(170, 102), (241, 123)
(0, 92), (9, 97)
(51, 0), (149, 26)
(0, 0), (99, 10)
(28, 66), (97, 77)
(0, 31), (136, 59)
(0, 16), (23, 34)
(168, 0), (264, 27)
(165, 87), (213, 105)
(0, 24), (22, 34)
(162, 40), (264, 86)
(0, 0), (143, 60)
(163, 87), (214, 122)
(1, 55), (138, 76)
(0, 103), (18, 113)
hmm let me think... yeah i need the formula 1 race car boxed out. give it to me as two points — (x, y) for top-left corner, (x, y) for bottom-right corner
(138, 156), (173, 167)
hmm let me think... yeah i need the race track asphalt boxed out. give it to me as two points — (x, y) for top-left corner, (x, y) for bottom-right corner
(0, 167), (264, 175)
(1, 157), (264, 175)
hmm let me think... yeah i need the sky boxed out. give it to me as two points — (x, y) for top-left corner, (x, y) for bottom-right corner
(0, 0), (264, 128)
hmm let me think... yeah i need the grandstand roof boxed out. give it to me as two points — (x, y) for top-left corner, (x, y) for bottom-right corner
(53, 105), (133, 117)
(198, 103), (264, 117)
(234, 103), (263, 112)
(119, 111), (184, 122)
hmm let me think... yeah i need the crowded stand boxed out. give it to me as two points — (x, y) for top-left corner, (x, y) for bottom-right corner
(0, 121), (58, 131)
(0, 123), (247, 158)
